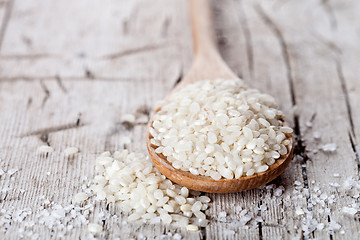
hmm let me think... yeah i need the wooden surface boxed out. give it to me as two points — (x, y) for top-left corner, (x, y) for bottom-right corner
(0, 0), (360, 239)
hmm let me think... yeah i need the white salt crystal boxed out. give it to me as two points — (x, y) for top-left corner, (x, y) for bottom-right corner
(235, 206), (242, 212)
(173, 233), (182, 240)
(0, 169), (5, 176)
(320, 194), (327, 200)
(38, 145), (54, 154)
(88, 223), (103, 234)
(295, 207), (304, 215)
(224, 229), (235, 235)
(274, 188), (283, 197)
(239, 215), (252, 225)
(320, 143), (337, 152)
(294, 181), (301, 186)
(329, 221), (341, 231)
(218, 212), (227, 218)
(305, 121), (312, 128)
(51, 208), (65, 218)
(64, 147), (79, 157)
(313, 131), (321, 140)
(333, 173), (340, 178)
(317, 223), (324, 230)
(342, 207), (358, 216)
(259, 204), (267, 211)
(329, 182), (340, 187)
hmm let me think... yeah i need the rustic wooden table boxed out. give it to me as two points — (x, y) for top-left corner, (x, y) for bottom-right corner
(1, 0), (360, 239)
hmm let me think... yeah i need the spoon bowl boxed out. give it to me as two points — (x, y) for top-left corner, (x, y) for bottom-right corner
(147, 111), (293, 193)
(146, 0), (294, 193)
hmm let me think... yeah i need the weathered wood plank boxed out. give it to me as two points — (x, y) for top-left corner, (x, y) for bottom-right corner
(0, 0), (198, 239)
(1, 0), (360, 239)
(0, 0), (187, 80)
(258, 0), (360, 239)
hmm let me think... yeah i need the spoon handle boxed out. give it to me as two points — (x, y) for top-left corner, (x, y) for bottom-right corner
(181, 0), (236, 85)
(189, 0), (219, 58)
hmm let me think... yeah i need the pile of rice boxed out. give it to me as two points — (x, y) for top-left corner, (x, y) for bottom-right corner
(149, 79), (292, 180)
(91, 150), (210, 230)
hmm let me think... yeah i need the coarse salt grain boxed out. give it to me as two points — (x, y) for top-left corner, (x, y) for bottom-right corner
(150, 79), (292, 180)
(342, 207), (358, 216)
(295, 207), (304, 215)
(320, 143), (337, 152)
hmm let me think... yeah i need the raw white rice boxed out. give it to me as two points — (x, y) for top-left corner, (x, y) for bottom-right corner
(186, 224), (199, 231)
(150, 79), (292, 179)
(73, 192), (88, 203)
(92, 150), (210, 229)
(88, 223), (103, 234)
(37, 145), (54, 154)
(64, 147), (79, 157)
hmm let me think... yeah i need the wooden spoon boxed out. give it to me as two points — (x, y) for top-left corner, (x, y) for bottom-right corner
(146, 0), (293, 193)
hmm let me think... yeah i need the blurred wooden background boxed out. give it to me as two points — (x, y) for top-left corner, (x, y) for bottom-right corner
(0, 0), (359, 239)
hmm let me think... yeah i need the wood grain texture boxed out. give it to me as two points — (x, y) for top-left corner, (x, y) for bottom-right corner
(0, 0), (359, 239)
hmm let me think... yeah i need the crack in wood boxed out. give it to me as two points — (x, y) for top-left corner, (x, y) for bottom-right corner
(255, 7), (315, 237)
(320, 0), (337, 30)
(335, 58), (355, 138)
(136, 104), (151, 119)
(122, 19), (129, 35)
(349, 133), (360, 180)
(26, 97), (32, 109)
(0, 0), (14, 51)
(327, 215), (333, 240)
(161, 17), (171, 38)
(258, 190), (263, 240)
(40, 80), (51, 107)
(238, 0), (254, 81)
(0, 76), (135, 82)
(310, 113), (317, 123)
(172, 63), (183, 89)
(76, 113), (82, 127)
(312, 33), (342, 56)
(200, 226), (207, 240)
(102, 43), (169, 60)
(21, 35), (32, 47)
(39, 132), (50, 146)
(255, 5), (296, 106)
(20, 122), (86, 137)
(55, 75), (67, 93)
(0, 54), (55, 59)
(85, 67), (95, 80)
(104, 124), (124, 150)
